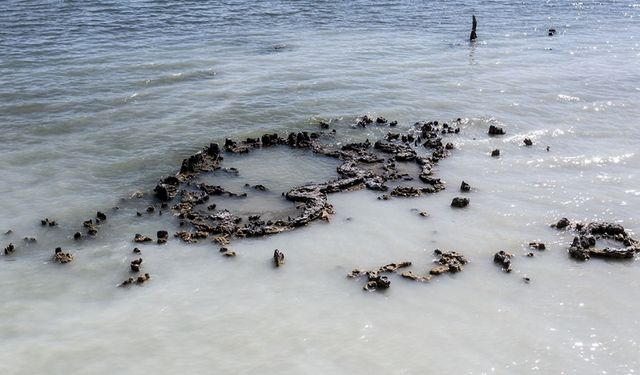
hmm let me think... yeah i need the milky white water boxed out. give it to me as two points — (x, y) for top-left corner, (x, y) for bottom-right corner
(1, 1), (639, 374)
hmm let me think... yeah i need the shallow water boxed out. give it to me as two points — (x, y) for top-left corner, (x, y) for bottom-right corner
(1, 1), (640, 374)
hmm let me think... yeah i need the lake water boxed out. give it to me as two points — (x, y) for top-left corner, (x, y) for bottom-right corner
(1, 1), (639, 374)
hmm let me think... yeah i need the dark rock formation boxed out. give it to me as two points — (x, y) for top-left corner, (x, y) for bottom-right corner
(130, 258), (143, 272)
(529, 242), (546, 250)
(460, 181), (471, 192)
(273, 249), (285, 267)
(524, 138), (533, 146)
(488, 125), (505, 135)
(157, 230), (169, 244)
(470, 15), (477, 41)
(491, 149), (500, 157)
(493, 251), (513, 272)
(451, 197), (470, 208)
(3, 243), (15, 255)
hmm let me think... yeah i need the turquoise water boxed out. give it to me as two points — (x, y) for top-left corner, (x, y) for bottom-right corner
(1, 1), (639, 374)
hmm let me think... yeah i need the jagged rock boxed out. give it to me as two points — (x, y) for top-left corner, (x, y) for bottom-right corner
(134, 234), (153, 243)
(157, 230), (169, 244)
(430, 250), (468, 275)
(96, 211), (107, 221)
(451, 197), (469, 208)
(73, 232), (82, 240)
(524, 138), (533, 146)
(273, 249), (285, 267)
(3, 243), (15, 255)
(493, 251), (513, 272)
(460, 181), (471, 192)
(488, 125), (505, 135)
(53, 247), (73, 264)
(132, 247), (141, 254)
(389, 120), (398, 127)
(419, 210), (429, 217)
(491, 149), (500, 157)
(376, 116), (387, 124)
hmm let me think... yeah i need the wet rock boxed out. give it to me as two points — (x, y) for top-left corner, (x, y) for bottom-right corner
(157, 230), (169, 244)
(53, 247), (73, 264)
(212, 235), (230, 246)
(391, 186), (425, 197)
(451, 197), (469, 208)
(529, 242), (546, 250)
(154, 176), (180, 201)
(41, 218), (57, 226)
(4, 230), (12, 235)
(130, 258), (143, 272)
(522, 276), (531, 284)
(548, 28), (557, 36)
(73, 232), (82, 240)
(357, 115), (374, 127)
(146, 206), (155, 214)
(319, 121), (330, 129)
(430, 250), (468, 275)
(491, 149), (500, 157)
(376, 116), (387, 124)
(134, 234), (153, 243)
(389, 120), (398, 127)
(219, 247), (236, 257)
(526, 252), (535, 257)
(445, 142), (454, 150)
(137, 273), (151, 284)
(460, 181), (471, 192)
(488, 125), (505, 135)
(23, 237), (36, 243)
(523, 138), (533, 146)
(3, 243), (15, 255)
(132, 247), (141, 254)
(419, 210), (429, 217)
(493, 251), (513, 272)
(552, 218), (571, 229)
(174, 231), (198, 243)
(273, 249), (285, 267)
(363, 273), (391, 291)
(96, 211), (107, 221)
(401, 271), (431, 282)
(253, 184), (268, 191)
(136, 212), (142, 217)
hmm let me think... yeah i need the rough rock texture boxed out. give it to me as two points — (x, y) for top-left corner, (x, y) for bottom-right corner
(348, 261), (413, 291)
(451, 197), (470, 208)
(493, 251), (513, 272)
(551, 219), (639, 261)
(146, 120), (460, 245)
(53, 247), (73, 264)
(430, 250), (468, 275)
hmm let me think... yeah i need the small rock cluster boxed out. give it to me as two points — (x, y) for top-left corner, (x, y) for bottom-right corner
(552, 219), (640, 260)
